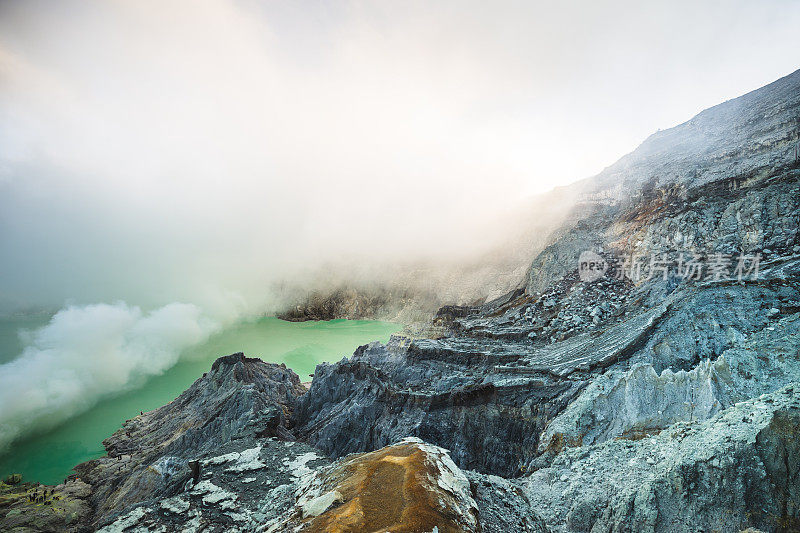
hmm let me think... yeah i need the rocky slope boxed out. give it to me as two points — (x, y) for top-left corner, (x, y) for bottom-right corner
(1, 354), (546, 532)
(2, 69), (800, 532)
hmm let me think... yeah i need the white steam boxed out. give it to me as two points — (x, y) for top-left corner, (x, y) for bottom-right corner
(0, 302), (224, 452)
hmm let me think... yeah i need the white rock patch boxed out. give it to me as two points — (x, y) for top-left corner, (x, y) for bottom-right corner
(202, 451), (241, 466)
(226, 445), (266, 473)
(96, 506), (149, 533)
(300, 490), (342, 518)
(160, 496), (190, 514)
(283, 451), (321, 481)
(191, 479), (238, 509)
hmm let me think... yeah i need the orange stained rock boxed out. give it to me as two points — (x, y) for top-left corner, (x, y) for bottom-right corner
(304, 443), (471, 533)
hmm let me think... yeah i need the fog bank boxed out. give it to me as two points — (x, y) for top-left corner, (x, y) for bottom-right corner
(0, 302), (230, 452)
(2, 0), (799, 313)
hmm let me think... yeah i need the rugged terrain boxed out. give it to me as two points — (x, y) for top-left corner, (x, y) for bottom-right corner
(2, 70), (800, 532)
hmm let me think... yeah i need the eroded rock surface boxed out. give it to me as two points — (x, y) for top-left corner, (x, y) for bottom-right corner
(94, 437), (330, 532)
(270, 437), (506, 533)
(524, 385), (800, 532)
(79, 353), (307, 529)
(93, 437), (546, 533)
(290, 69), (800, 531)
(0, 478), (91, 533)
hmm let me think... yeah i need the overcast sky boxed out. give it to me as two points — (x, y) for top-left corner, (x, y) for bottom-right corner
(1, 0), (799, 311)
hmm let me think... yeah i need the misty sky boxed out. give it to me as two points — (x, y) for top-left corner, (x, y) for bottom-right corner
(1, 0), (800, 312)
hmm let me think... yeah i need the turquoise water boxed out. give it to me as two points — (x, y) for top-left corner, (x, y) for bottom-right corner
(0, 316), (400, 485)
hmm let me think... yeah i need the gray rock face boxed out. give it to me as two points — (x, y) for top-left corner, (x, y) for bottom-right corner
(294, 337), (582, 477)
(76, 353), (308, 527)
(540, 311), (800, 454)
(466, 470), (551, 533)
(4, 70), (800, 533)
(526, 68), (800, 296)
(291, 69), (800, 531)
(295, 259), (800, 476)
(92, 434), (546, 533)
(523, 384), (800, 532)
(595, 69), (800, 192)
(20, 353), (547, 533)
(94, 437), (331, 533)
